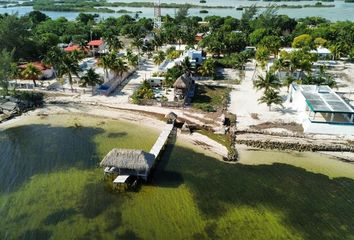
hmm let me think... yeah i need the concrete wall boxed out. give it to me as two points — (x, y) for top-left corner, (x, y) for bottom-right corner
(303, 118), (354, 136)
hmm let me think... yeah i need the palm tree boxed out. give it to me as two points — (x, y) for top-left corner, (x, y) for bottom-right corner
(255, 46), (270, 70)
(271, 58), (288, 73)
(78, 39), (88, 51)
(126, 53), (139, 68)
(44, 47), (64, 78)
(254, 71), (281, 92)
(198, 59), (216, 78)
(98, 53), (114, 81)
(21, 63), (41, 87)
(181, 57), (192, 75)
(152, 34), (164, 51)
(258, 88), (283, 111)
(57, 53), (81, 92)
(111, 57), (129, 78)
(153, 51), (165, 66)
(80, 68), (103, 95)
(106, 36), (123, 52)
(131, 38), (144, 54)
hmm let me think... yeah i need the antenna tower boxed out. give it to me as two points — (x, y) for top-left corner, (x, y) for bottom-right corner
(153, 0), (162, 29)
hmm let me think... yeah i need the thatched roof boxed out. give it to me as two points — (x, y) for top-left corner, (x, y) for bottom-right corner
(173, 74), (192, 89)
(165, 112), (177, 120)
(100, 149), (155, 171)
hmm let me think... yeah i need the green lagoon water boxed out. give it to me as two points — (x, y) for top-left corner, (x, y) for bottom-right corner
(0, 114), (353, 240)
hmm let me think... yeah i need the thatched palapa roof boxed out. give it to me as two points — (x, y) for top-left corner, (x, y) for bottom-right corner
(100, 149), (155, 171)
(165, 112), (177, 120)
(173, 74), (192, 89)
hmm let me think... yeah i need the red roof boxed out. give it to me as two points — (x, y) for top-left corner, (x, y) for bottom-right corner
(19, 62), (47, 71)
(88, 39), (104, 46)
(64, 45), (81, 52)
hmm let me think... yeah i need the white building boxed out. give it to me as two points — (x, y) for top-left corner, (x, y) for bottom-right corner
(288, 83), (354, 135)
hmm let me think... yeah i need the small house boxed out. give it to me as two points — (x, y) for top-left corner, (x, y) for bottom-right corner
(310, 47), (331, 60)
(88, 39), (107, 55)
(195, 33), (205, 42)
(173, 74), (194, 101)
(18, 62), (54, 80)
(100, 149), (156, 181)
(186, 50), (204, 65)
(289, 83), (354, 135)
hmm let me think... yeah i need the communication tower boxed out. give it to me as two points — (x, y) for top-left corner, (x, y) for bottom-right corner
(153, 0), (162, 29)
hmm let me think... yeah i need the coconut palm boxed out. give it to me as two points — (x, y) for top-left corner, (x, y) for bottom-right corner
(198, 58), (216, 78)
(153, 51), (166, 66)
(126, 53), (139, 68)
(80, 68), (103, 95)
(21, 63), (41, 87)
(106, 36), (123, 52)
(131, 38), (144, 54)
(111, 57), (129, 78)
(181, 57), (192, 75)
(43, 47), (64, 78)
(78, 39), (88, 51)
(152, 34), (164, 51)
(0, 49), (15, 95)
(57, 53), (81, 92)
(254, 71), (281, 92)
(258, 88), (283, 111)
(98, 53), (114, 81)
(271, 58), (289, 73)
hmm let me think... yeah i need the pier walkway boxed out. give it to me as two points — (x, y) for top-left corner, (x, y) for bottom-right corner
(149, 124), (174, 159)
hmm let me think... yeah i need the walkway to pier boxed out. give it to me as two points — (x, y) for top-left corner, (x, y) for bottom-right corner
(149, 124), (174, 159)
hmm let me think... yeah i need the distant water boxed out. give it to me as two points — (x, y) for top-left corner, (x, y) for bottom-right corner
(1, 1), (354, 21)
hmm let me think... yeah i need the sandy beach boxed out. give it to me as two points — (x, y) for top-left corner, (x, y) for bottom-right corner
(0, 103), (229, 159)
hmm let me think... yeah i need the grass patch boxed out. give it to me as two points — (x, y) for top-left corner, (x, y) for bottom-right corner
(191, 84), (230, 112)
(196, 129), (232, 151)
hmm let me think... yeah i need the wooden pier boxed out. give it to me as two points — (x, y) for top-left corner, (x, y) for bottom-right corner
(149, 124), (174, 159)
(100, 123), (175, 188)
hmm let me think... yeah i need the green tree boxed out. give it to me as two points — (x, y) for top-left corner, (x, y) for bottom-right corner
(153, 51), (166, 66)
(256, 46), (270, 69)
(131, 38), (144, 54)
(28, 11), (49, 25)
(254, 71), (281, 92)
(258, 35), (282, 56)
(131, 80), (154, 103)
(98, 53), (114, 81)
(258, 88), (283, 111)
(198, 58), (217, 78)
(57, 52), (81, 92)
(106, 36), (123, 52)
(181, 57), (193, 75)
(126, 49), (139, 67)
(292, 34), (313, 49)
(80, 68), (103, 95)
(0, 49), (15, 95)
(111, 57), (129, 78)
(21, 63), (42, 87)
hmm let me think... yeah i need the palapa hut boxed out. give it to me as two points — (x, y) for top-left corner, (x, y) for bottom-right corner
(100, 149), (155, 180)
(173, 74), (194, 101)
(165, 112), (177, 124)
